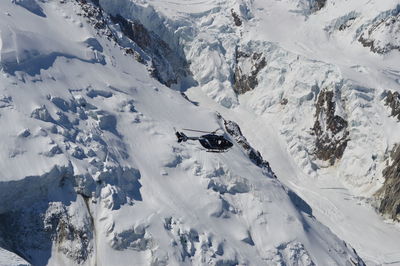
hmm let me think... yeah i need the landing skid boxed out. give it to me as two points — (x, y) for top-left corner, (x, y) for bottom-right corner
(206, 149), (228, 153)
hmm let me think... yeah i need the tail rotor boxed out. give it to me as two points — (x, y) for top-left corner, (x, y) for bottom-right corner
(176, 131), (188, 143)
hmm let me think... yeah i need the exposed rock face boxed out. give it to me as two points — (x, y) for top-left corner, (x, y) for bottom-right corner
(358, 6), (400, 54)
(44, 199), (94, 264)
(76, 0), (115, 40)
(233, 51), (266, 94)
(218, 114), (277, 178)
(0, 166), (95, 265)
(377, 144), (400, 221)
(310, 0), (326, 12)
(324, 11), (359, 36)
(385, 90), (400, 120)
(377, 91), (400, 220)
(297, 0), (326, 14)
(231, 9), (242, 27)
(75, 0), (192, 88)
(109, 14), (191, 87)
(338, 17), (356, 31)
(312, 89), (349, 165)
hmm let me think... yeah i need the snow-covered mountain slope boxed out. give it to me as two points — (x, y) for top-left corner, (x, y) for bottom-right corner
(0, 247), (29, 266)
(85, 0), (400, 265)
(0, 0), (369, 265)
(128, 0), (400, 194)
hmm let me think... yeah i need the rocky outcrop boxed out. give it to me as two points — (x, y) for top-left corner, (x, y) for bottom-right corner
(44, 199), (94, 264)
(385, 90), (400, 120)
(231, 9), (242, 27)
(297, 0), (326, 15)
(218, 114), (276, 178)
(76, 0), (115, 40)
(376, 144), (400, 221)
(109, 14), (191, 87)
(0, 166), (94, 265)
(377, 91), (400, 220)
(324, 12), (359, 36)
(75, 0), (192, 88)
(310, 0), (326, 12)
(358, 6), (400, 54)
(338, 17), (356, 31)
(312, 89), (349, 165)
(233, 51), (266, 94)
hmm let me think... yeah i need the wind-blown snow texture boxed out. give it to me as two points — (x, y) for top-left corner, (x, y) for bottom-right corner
(0, 0), (399, 265)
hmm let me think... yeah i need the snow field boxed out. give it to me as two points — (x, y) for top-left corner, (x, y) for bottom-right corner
(1, 0), (400, 265)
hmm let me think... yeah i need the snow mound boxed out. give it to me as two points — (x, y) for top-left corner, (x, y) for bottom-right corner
(0, 27), (104, 75)
(12, 0), (46, 17)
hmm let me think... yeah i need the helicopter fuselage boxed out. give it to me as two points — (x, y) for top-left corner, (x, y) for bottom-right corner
(175, 131), (233, 151)
(198, 134), (233, 150)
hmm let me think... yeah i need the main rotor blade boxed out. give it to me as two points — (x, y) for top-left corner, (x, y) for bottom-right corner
(182, 128), (215, 134)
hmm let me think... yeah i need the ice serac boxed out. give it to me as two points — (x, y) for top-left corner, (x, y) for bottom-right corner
(12, 0), (46, 17)
(76, 0), (193, 89)
(96, 0), (247, 107)
(358, 5), (400, 54)
(296, 0), (327, 14)
(108, 14), (192, 88)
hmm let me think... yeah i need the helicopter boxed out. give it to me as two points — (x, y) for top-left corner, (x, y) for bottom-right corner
(175, 128), (233, 152)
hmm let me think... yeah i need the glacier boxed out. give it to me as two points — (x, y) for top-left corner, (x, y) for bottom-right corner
(0, 0), (400, 265)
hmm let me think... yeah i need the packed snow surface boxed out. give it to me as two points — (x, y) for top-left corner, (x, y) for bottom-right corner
(0, 0), (399, 265)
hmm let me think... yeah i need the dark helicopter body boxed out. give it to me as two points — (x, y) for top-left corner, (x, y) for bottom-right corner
(176, 130), (233, 152)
